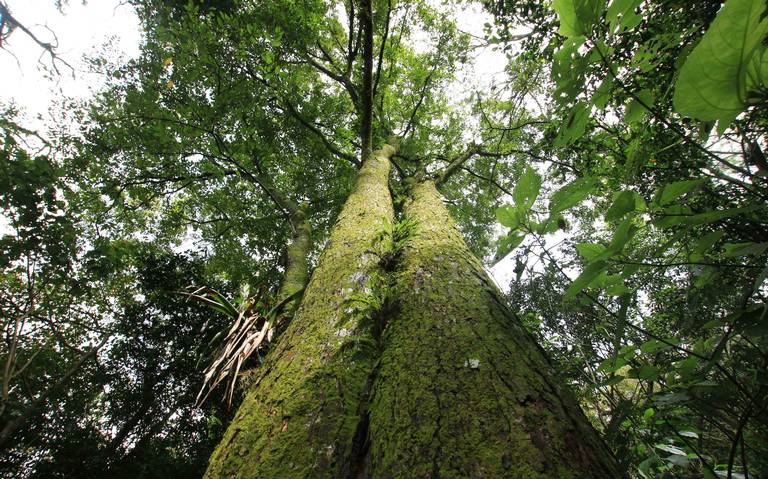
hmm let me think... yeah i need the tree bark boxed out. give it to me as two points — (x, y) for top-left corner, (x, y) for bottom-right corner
(364, 180), (622, 478)
(276, 204), (311, 317)
(359, 0), (374, 160)
(204, 145), (395, 478)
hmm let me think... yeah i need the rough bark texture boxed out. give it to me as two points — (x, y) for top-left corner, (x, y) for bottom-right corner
(365, 180), (622, 478)
(204, 146), (394, 478)
(276, 205), (311, 313)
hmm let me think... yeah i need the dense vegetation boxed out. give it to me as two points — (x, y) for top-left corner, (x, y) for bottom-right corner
(1, 0), (766, 477)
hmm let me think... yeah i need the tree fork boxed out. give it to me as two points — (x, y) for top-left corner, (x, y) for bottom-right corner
(364, 180), (623, 478)
(204, 145), (396, 478)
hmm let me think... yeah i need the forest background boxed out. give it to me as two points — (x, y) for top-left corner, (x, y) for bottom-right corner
(0, 0), (767, 478)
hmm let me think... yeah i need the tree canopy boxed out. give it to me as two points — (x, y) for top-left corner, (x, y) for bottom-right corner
(1, 0), (767, 477)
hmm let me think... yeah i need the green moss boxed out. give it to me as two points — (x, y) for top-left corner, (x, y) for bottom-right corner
(365, 181), (622, 478)
(205, 172), (621, 478)
(204, 147), (396, 478)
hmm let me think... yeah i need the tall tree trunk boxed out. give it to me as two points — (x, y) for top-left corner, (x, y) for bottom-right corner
(204, 145), (395, 478)
(276, 205), (311, 317)
(364, 180), (622, 478)
(359, 0), (374, 160)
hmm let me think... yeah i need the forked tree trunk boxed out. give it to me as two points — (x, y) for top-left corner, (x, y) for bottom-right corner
(364, 180), (621, 478)
(205, 145), (395, 478)
(205, 168), (622, 478)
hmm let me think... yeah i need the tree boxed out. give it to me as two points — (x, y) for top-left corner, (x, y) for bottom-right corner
(66, 0), (621, 477)
(3, 0), (767, 477)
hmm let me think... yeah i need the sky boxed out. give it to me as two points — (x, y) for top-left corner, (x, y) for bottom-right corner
(0, 0), (141, 122)
(0, 0), (522, 290)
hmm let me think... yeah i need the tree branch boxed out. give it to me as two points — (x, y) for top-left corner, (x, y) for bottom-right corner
(372, 0), (392, 100)
(360, 0), (374, 160)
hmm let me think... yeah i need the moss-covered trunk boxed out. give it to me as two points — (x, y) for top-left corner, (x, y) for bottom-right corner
(276, 206), (311, 316)
(205, 146), (395, 478)
(365, 180), (622, 478)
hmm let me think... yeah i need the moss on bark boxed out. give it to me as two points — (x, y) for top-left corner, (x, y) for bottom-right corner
(366, 180), (622, 478)
(276, 205), (311, 315)
(204, 146), (395, 478)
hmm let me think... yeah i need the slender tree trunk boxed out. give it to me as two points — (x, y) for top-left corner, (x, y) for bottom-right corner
(204, 145), (395, 478)
(276, 205), (312, 317)
(359, 0), (374, 160)
(364, 180), (622, 478)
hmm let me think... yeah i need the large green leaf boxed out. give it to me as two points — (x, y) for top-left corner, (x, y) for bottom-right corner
(624, 89), (654, 125)
(673, 0), (768, 122)
(564, 260), (608, 300)
(552, 0), (606, 37)
(494, 231), (526, 265)
(554, 101), (591, 147)
(513, 166), (541, 211)
(606, 0), (642, 32)
(654, 205), (764, 229)
(576, 243), (607, 261)
(653, 179), (703, 206)
(606, 190), (638, 221)
(495, 205), (520, 228)
(549, 176), (597, 213)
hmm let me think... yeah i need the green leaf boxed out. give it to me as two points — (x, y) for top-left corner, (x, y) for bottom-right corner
(640, 339), (671, 354)
(495, 205), (520, 228)
(643, 407), (655, 420)
(552, 0), (606, 37)
(607, 218), (636, 253)
(494, 231), (526, 264)
(747, 44), (768, 92)
(655, 444), (685, 456)
(681, 205), (764, 227)
(606, 190), (638, 221)
(653, 179), (703, 206)
(513, 166), (541, 211)
(625, 89), (654, 125)
(673, 0), (768, 122)
(602, 375), (624, 386)
(555, 101), (591, 147)
(591, 76), (614, 110)
(598, 355), (626, 372)
(735, 305), (768, 336)
(552, 36), (587, 104)
(576, 243), (607, 261)
(607, 0), (642, 32)
(692, 230), (725, 256)
(549, 176), (597, 213)
(638, 364), (661, 381)
(722, 242), (768, 257)
(564, 260), (608, 300)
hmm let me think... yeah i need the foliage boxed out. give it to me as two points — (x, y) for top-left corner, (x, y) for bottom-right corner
(490, 0), (768, 476)
(2, 0), (768, 477)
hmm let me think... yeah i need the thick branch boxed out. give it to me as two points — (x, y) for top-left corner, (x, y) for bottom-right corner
(434, 147), (478, 186)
